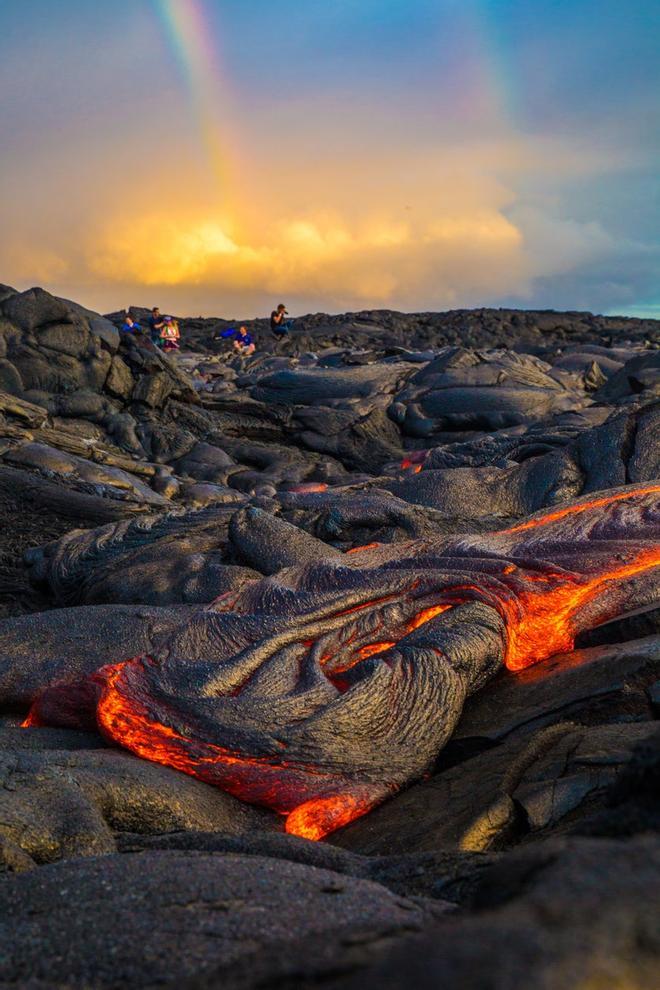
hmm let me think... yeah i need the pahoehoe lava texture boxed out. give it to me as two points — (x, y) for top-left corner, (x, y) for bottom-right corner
(28, 485), (660, 839)
(2, 284), (660, 988)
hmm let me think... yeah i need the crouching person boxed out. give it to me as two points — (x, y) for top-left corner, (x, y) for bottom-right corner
(219, 325), (256, 356)
(161, 316), (181, 352)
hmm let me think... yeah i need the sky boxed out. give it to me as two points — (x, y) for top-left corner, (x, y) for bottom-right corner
(0, 0), (658, 319)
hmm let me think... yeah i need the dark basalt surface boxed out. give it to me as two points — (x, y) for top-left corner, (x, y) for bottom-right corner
(0, 283), (658, 988)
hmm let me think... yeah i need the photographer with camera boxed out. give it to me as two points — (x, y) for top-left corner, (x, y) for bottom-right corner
(270, 303), (293, 338)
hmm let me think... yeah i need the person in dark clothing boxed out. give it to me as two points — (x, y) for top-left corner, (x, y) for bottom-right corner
(270, 304), (293, 337)
(220, 325), (255, 355)
(148, 307), (165, 346)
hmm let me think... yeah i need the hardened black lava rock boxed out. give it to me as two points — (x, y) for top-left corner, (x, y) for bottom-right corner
(0, 284), (659, 990)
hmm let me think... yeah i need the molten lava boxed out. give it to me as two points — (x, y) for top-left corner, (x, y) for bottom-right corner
(502, 546), (660, 671)
(401, 450), (427, 472)
(357, 641), (396, 659)
(20, 709), (43, 728)
(288, 482), (329, 494)
(24, 485), (660, 841)
(285, 791), (378, 841)
(93, 662), (339, 813)
(406, 604), (452, 632)
(504, 484), (660, 535)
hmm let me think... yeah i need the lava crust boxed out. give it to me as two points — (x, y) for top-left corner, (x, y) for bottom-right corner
(28, 484), (660, 839)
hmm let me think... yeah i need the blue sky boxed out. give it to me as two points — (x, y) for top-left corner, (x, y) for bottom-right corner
(0, 0), (658, 318)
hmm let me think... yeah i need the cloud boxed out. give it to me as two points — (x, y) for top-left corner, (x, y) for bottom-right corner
(63, 145), (523, 310)
(0, 136), (655, 317)
(85, 201), (525, 310)
(0, 240), (70, 286)
(1, 0), (658, 319)
(512, 207), (618, 275)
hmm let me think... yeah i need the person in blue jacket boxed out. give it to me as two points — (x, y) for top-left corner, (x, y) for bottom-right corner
(120, 314), (141, 335)
(219, 325), (256, 355)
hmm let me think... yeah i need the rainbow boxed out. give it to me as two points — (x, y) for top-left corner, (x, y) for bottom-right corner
(429, 0), (523, 130)
(151, 0), (236, 196)
(472, 0), (524, 126)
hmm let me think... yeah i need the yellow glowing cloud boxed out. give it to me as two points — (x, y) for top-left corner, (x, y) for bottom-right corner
(424, 213), (521, 244)
(87, 202), (525, 308)
(90, 218), (240, 285)
(3, 243), (70, 285)
(0, 131), (622, 315)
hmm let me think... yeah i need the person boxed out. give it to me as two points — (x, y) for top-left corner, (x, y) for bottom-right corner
(160, 316), (181, 352)
(270, 303), (293, 338)
(219, 324), (256, 355)
(120, 313), (141, 334)
(148, 307), (165, 347)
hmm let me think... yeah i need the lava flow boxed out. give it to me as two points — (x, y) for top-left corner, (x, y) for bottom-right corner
(503, 484), (660, 535)
(501, 546), (660, 671)
(24, 485), (660, 840)
(93, 661), (335, 813)
(285, 791), (383, 841)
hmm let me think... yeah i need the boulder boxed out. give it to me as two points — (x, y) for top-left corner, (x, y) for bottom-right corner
(0, 287), (73, 333)
(0, 745), (277, 864)
(326, 837), (660, 990)
(0, 851), (435, 987)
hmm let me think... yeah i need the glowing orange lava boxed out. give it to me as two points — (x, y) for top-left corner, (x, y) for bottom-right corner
(94, 660), (388, 837)
(98, 663), (212, 771)
(94, 662), (327, 811)
(285, 791), (375, 840)
(20, 709), (43, 728)
(406, 603), (452, 632)
(357, 641), (396, 659)
(346, 542), (380, 554)
(22, 483), (659, 843)
(323, 600), (453, 679)
(289, 482), (329, 494)
(503, 485), (660, 535)
(401, 451), (427, 472)
(503, 547), (660, 670)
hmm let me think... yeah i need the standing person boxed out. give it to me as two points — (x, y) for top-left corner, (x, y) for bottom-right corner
(148, 307), (165, 347)
(219, 325), (256, 355)
(270, 304), (293, 338)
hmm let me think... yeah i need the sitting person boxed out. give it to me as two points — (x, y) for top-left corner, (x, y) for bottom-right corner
(160, 316), (181, 352)
(219, 324), (256, 355)
(148, 307), (165, 347)
(270, 303), (293, 337)
(120, 313), (141, 334)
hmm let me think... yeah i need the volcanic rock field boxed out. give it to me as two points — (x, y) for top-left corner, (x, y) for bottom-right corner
(0, 282), (659, 989)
